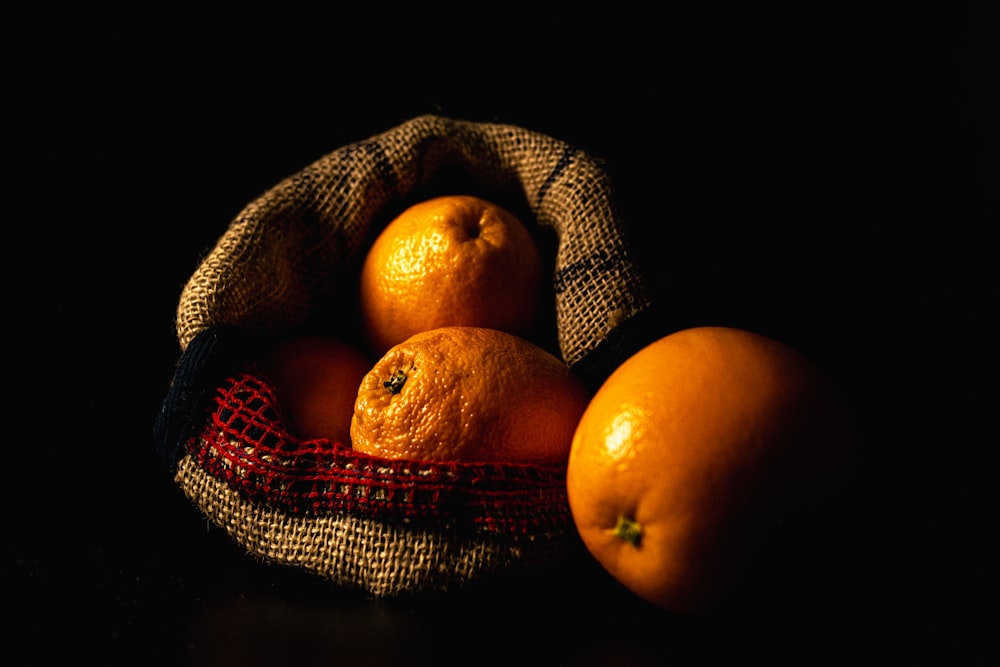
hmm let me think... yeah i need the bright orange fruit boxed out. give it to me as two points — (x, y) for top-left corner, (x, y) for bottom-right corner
(358, 195), (542, 357)
(259, 335), (373, 445)
(566, 326), (854, 612)
(350, 326), (590, 464)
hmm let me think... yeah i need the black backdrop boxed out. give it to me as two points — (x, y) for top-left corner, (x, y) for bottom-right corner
(10, 6), (994, 664)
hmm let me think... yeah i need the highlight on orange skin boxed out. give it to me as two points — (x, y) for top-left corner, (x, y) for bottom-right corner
(358, 195), (542, 357)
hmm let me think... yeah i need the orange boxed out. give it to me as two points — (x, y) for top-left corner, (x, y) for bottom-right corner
(350, 326), (590, 464)
(358, 195), (543, 357)
(566, 326), (854, 612)
(259, 334), (373, 445)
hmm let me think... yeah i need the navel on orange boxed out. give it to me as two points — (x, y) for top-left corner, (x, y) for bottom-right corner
(358, 195), (542, 357)
(350, 326), (590, 464)
(566, 326), (854, 612)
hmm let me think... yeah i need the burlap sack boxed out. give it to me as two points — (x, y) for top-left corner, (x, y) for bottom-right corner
(154, 114), (655, 597)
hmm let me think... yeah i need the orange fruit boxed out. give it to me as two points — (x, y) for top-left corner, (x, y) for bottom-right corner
(566, 326), (854, 612)
(350, 326), (590, 464)
(358, 195), (543, 357)
(259, 334), (373, 444)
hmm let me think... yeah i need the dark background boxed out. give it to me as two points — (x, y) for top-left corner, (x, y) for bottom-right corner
(9, 5), (995, 664)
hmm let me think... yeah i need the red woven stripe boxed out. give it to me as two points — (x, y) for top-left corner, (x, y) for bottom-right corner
(185, 373), (572, 535)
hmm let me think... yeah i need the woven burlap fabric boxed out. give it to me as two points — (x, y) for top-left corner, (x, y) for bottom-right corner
(175, 455), (568, 597)
(176, 114), (652, 368)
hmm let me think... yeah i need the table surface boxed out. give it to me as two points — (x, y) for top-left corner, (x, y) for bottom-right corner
(10, 10), (994, 664)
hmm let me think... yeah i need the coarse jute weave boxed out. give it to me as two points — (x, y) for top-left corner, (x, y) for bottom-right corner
(155, 114), (656, 597)
(175, 113), (651, 367)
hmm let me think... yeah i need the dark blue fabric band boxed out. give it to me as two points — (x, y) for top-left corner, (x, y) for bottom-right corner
(152, 326), (255, 473)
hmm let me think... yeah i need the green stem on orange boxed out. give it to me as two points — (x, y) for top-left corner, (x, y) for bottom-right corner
(383, 369), (408, 394)
(612, 513), (643, 547)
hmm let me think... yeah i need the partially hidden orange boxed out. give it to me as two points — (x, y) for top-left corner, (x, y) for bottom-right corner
(259, 334), (373, 445)
(350, 326), (590, 464)
(566, 326), (854, 612)
(358, 195), (543, 358)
